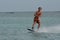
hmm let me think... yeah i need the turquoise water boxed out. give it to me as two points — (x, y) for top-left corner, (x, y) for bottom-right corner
(0, 12), (60, 40)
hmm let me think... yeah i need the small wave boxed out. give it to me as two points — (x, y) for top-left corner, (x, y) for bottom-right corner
(38, 25), (60, 33)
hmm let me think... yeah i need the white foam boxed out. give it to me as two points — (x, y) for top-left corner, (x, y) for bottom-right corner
(38, 25), (60, 33)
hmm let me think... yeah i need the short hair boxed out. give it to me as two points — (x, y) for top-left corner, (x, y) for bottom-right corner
(38, 7), (42, 10)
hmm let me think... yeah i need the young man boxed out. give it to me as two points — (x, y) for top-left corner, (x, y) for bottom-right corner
(32, 7), (42, 31)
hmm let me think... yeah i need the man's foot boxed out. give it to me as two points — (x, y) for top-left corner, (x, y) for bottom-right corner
(32, 27), (34, 29)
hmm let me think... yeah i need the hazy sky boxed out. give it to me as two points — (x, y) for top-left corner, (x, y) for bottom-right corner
(0, 0), (60, 12)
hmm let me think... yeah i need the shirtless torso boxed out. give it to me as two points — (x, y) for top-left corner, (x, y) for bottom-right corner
(34, 11), (41, 23)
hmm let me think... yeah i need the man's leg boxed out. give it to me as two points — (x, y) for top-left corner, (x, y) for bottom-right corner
(38, 22), (40, 29)
(36, 20), (40, 31)
(32, 22), (36, 30)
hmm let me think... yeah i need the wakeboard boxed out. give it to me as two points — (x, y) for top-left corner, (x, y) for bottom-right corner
(27, 29), (35, 32)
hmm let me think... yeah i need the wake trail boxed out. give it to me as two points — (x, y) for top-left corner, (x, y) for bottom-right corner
(37, 25), (60, 33)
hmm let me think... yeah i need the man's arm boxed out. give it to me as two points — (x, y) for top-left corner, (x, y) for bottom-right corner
(34, 11), (38, 17)
(40, 12), (42, 17)
(34, 12), (37, 16)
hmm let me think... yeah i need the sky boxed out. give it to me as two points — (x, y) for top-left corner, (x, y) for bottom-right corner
(0, 0), (60, 12)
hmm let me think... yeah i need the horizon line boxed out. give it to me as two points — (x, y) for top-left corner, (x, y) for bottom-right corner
(0, 11), (60, 13)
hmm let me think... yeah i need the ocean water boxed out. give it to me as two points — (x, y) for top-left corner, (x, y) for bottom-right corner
(0, 12), (60, 40)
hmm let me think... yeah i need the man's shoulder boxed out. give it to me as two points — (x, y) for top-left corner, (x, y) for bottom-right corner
(35, 11), (38, 13)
